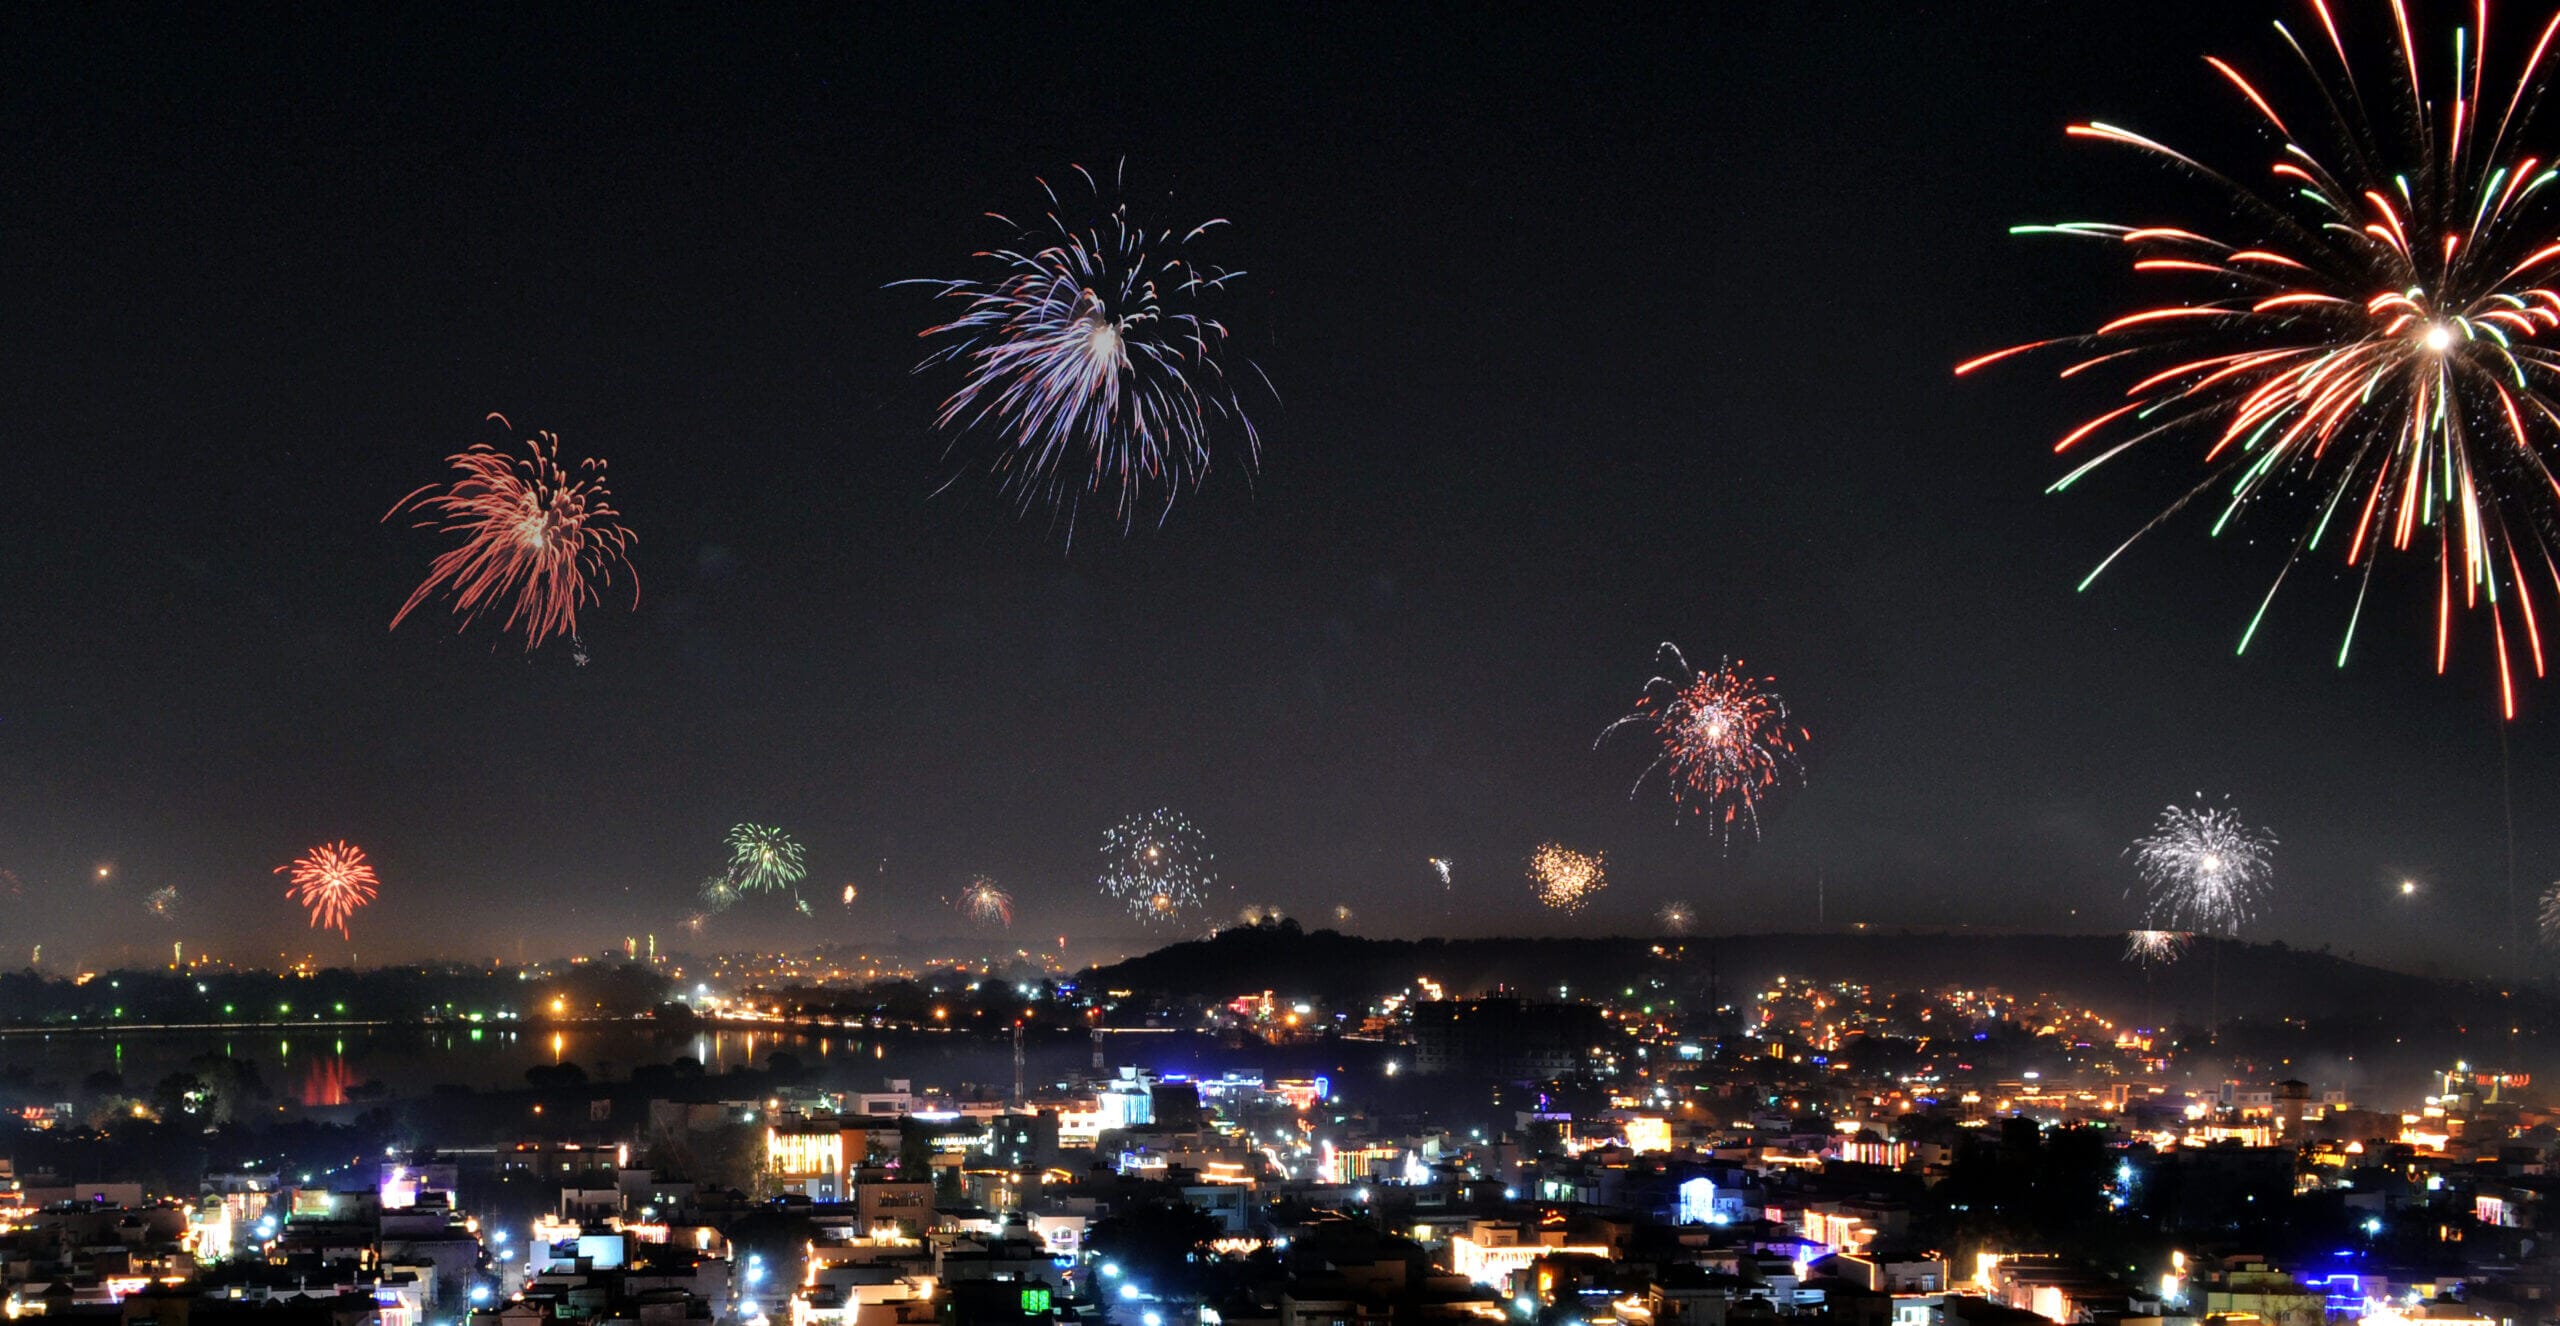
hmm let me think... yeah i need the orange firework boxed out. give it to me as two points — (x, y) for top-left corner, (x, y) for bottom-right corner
(278, 841), (380, 938)
(387, 413), (637, 652)
(1961, 1), (2560, 717)
(1527, 842), (1607, 913)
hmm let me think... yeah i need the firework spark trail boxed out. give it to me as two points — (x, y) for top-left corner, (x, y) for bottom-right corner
(2130, 800), (2277, 937)
(1959, 2), (2560, 716)
(2123, 928), (2190, 965)
(1597, 644), (1806, 842)
(1429, 857), (1453, 887)
(2540, 881), (2560, 946)
(1098, 809), (1217, 926)
(899, 164), (1270, 538)
(958, 877), (1015, 928)
(1528, 842), (1607, 913)
(386, 414), (637, 652)
(278, 841), (380, 939)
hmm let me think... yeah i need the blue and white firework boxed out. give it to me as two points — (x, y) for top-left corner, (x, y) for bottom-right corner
(901, 163), (1268, 536)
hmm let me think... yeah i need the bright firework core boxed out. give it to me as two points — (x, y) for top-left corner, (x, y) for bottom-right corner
(2422, 322), (2455, 353)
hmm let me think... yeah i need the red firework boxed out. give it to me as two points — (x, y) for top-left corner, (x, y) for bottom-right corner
(1598, 644), (1806, 841)
(278, 841), (380, 938)
(386, 414), (636, 651)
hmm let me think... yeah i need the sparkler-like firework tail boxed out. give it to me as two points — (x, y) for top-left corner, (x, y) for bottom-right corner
(2539, 881), (2560, 946)
(1959, 2), (2560, 717)
(387, 415), (637, 652)
(1597, 644), (1806, 841)
(958, 877), (1015, 928)
(1528, 842), (1607, 913)
(2123, 928), (2190, 965)
(278, 841), (380, 939)
(2130, 800), (2277, 937)
(1098, 809), (1216, 926)
(898, 163), (1270, 538)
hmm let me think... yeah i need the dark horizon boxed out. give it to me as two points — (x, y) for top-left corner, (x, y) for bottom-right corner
(3, 4), (2553, 968)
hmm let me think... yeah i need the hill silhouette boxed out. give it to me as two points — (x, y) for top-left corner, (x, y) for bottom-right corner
(1083, 922), (2557, 1053)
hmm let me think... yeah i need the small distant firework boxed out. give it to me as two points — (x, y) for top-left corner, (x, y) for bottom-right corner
(1332, 904), (1355, 924)
(685, 912), (708, 935)
(1958, 3), (2560, 716)
(2540, 882), (2560, 947)
(385, 413), (637, 652)
(1598, 644), (1806, 842)
(2123, 929), (2189, 966)
(958, 877), (1015, 928)
(697, 874), (740, 914)
(899, 163), (1269, 536)
(1098, 809), (1216, 926)
(841, 883), (859, 907)
(2130, 799), (2277, 937)
(1528, 842), (1607, 913)
(1657, 900), (1695, 934)
(145, 885), (181, 921)
(0, 869), (21, 898)
(724, 824), (807, 895)
(1428, 857), (1453, 887)
(278, 841), (380, 939)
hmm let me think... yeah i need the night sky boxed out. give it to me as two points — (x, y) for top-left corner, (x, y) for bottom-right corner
(2, 5), (2549, 968)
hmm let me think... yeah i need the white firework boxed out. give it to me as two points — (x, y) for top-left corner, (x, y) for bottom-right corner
(2130, 799), (2276, 937)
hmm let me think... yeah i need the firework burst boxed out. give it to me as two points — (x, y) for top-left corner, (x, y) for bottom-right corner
(2130, 800), (2278, 936)
(278, 841), (380, 939)
(1098, 809), (1216, 926)
(1332, 904), (1356, 925)
(1960, 2), (2560, 716)
(899, 163), (1269, 537)
(386, 414), (637, 652)
(1528, 842), (1608, 913)
(2123, 928), (2191, 965)
(145, 885), (180, 921)
(2540, 881), (2560, 946)
(1428, 857), (1454, 887)
(1657, 900), (1695, 934)
(1598, 644), (1806, 841)
(957, 877), (1015, 928)
(724, 824), (807, 896)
